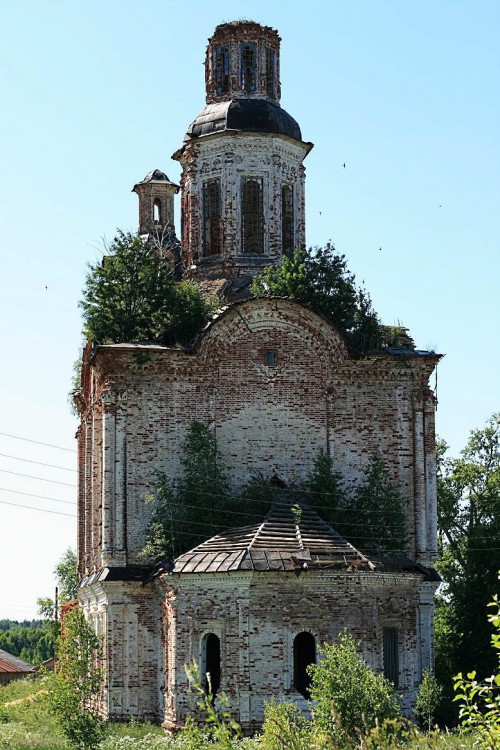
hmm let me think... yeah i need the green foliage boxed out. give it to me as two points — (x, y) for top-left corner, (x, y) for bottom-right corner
(79, 230), (212, 345)
(341, 452), (409, 557)
(260, 700), (314, 750)
(46, 607), (105, 750)
(250, 245), (383, 352)
(0, 621), (53, 666)
(415, 669), (443, 732)
(300, 450), (408, 557)
(36, 548), (79, 657)
(453, 588), (500, 749)
(308, 630), (400, 748)
(184, 661), (241, 750)
(299, 449), (347, 531)
(142, 424), (277, 561)
(436, 414), (500, 685)
(142, 422), (232, 560)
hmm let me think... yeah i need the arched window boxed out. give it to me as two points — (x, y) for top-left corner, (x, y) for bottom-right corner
(266, 47), (276, 97)
(241, 177), (264, 253)
(201, 633), (221, 697)
(153, 199), (161, 224)
(281, 184), (294, 255)
(203, 178), (222, 256)
(240, 42), (256, 92)
(293, 631), (316, 698)
(215, 45), (230, 95)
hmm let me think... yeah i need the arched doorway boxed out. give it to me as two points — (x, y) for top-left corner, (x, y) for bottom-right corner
(293, 631), (316, 698)
(201, 633), (221, 697)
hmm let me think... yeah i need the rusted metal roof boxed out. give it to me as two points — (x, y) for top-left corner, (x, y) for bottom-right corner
(0, 649), (35, 674)
(185, 99), (305, 142)
(172, 497), (373, 574)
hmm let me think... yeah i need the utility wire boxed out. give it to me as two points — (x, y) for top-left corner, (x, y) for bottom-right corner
(0, 498), (76, 517)
(0, 486), (75, 505)
(0, 432), (76, 453)
(0, 453), (76, 473)
(0, 469), (76, 487)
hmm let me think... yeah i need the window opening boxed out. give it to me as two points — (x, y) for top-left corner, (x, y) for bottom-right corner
(293, 631), (315, 698)
(241, 177), (264, 253)
(281, 184), (294, 255)
(241, 42), (257, 92)
(201, 633), (221, 698)
(264, 350), (278, 366)
(266, 47), (275, 97)
(383, 627), (399, 687)
(215, 45), (230, 95)
(203, 179), (222, 256)
(153, 199), (161, 224)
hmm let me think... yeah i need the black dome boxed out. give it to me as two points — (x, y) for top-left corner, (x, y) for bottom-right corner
(185, 99), (302, 142)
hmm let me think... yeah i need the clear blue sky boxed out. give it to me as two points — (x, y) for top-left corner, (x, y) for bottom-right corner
(0, 0), (498, 621)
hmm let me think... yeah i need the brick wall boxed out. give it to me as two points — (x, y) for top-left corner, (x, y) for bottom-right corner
(77, 298), (439, 573)
(159, 569), (436, 732)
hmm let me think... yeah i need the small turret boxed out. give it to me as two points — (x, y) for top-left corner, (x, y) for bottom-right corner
(132, 169), (179, 237)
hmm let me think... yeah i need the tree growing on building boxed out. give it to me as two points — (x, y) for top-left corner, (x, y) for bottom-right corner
(250, 245), (383, 352)
(80, 230), (213, 345)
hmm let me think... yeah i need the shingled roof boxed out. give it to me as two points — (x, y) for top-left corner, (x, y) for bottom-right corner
(171, 496), (375, 575)
(0, 649), (35, 675)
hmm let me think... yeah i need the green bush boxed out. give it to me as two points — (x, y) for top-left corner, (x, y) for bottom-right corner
(260, 700), (313, 750)
(80, 230), (213, 345)
(308, 631), (400, 748)
(415, 668), (443, 731)
(453, 589), (500, 749)
(250, 245), (383, 353)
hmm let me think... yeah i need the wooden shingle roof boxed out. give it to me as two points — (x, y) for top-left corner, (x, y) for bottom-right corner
(172, 497), (374, 575)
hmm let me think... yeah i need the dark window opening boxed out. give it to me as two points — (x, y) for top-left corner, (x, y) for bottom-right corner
(202, 633), (221, 698)
(215, 45), (230, 95)
(241, 177), (264, 253)
(264, 350), (278, 366)
(281, 184), (294, 255)
(266, 47), (275, 97)
(203, 179), (222, 256)
(241, 42), (257, 92)
(293, 631), (315, 698)
(153, 199), (161, 224)
(383, 627), (399, 687)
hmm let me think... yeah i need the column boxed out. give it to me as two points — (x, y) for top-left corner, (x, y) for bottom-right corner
(101, 390), (116, 565)
(413, 393), (427, 561)
(424, 391), (438, 561)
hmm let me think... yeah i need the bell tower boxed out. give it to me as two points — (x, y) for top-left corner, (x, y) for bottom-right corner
(173, 21), (313, 277)
(132, 169), (179, 237)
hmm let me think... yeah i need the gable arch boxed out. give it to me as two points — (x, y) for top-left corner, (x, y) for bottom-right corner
(194, 297), (350, 485)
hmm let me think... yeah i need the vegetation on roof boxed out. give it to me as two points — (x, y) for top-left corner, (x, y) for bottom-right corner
(251, 245), (389, 353)
(79, 231), (214, 346)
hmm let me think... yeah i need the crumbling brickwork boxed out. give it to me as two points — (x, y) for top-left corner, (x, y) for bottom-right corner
(76, 19), (441, 729)
(158, 571), (437, 732)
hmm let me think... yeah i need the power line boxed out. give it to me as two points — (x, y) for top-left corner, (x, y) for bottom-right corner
(0, 432), (76, 453)
(0, 468), (76, 487)
(0, 453), (76, 473)
(0, 486), (75, 505)
(0, 498), (76, 518)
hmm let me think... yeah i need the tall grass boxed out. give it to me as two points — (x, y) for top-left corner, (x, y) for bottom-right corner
(0, 677), (479, 750)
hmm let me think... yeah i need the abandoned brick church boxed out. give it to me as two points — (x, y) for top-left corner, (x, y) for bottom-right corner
(76, 21), (441, 732)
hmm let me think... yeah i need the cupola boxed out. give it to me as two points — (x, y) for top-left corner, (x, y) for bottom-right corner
(173, 21), (313, 276)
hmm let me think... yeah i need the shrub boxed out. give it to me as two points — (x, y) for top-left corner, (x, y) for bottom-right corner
(415, 668), (443, 731)
(453, 589), (500, 749)
(46, 607), (105, 750)
(308, 630), (400, 748)
(80, 230), (212, 345)
(250, 245), (383, 352)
